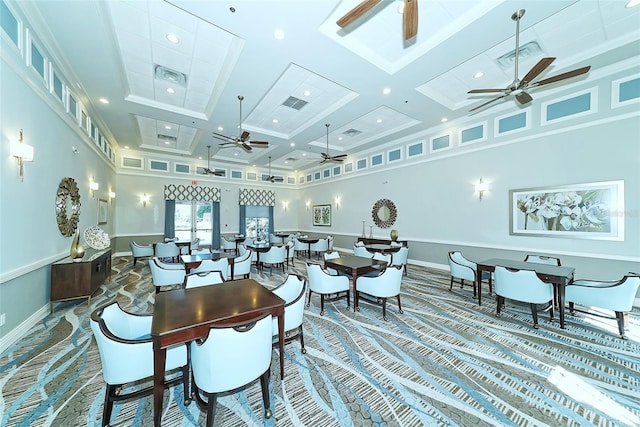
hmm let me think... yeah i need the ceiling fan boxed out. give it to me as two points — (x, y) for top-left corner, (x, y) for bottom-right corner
(336, 0), (418, 41)
(264, 156), (284, 183)
(321, 123), (348, 164)
(213, 95), (269, 152)
(201, 145), (224, 176)
(468, 9), (591, 113)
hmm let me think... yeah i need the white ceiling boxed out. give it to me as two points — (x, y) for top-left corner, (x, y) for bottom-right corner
(23, 0), (640, 172)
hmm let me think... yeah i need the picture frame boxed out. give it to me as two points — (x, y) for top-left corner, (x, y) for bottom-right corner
(312, 204), (331, 226)
(509, 180), (624, 240)
(98, 198), (108, 224)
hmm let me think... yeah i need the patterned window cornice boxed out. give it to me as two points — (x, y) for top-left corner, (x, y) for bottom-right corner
(239, 188), (275, 206)
(164, 184), (221, 201)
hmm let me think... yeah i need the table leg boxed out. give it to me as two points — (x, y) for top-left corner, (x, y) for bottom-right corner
(228, 258), (235, 279)
(476, 266), (483, 307)
(277, 309), (285, 379)
(153, 347), (167, 427)
(307, 243), (311, 259)
(558, 282), (566, 329)
(353, 271), (359, 312)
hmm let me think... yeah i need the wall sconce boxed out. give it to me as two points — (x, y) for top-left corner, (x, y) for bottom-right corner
(282, 200), (289, 211)
(140, 193), (150, 207)
(108, 190), (116, 203)
(10, 130), (34, 181)
(475, 178), (489, 201)
(334, 196), (341, 209)
(89, 177), (99, 198)
(305, 200), (310, 211)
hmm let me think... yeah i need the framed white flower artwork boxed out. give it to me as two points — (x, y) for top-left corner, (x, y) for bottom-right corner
(510, 181), (624, 240)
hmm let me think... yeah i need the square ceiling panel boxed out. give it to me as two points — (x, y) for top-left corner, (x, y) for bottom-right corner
(242, 63), (359, 139)
(107, 0), (243, 120)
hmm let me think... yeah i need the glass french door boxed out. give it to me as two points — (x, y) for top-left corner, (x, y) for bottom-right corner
(174, 200), (212, 247)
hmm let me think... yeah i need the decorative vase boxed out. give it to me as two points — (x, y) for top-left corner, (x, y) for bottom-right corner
(70, 230), (85, 262)
(369, 226), (373, 239)
(390, 229), (398, 241)
(361, 221), (366, 238)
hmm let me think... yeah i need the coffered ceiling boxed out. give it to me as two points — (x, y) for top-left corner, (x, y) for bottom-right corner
(21, 0), (640, 173)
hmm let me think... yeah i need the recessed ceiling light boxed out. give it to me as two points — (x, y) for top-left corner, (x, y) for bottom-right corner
(383, 87), (391, 95)
(198, 156), (202, 160)
(304, 90), (311, 96)
(272, 119), (278, 123)
(338, 137), (343, 141)
(290, 142), (295, 147)
(164, 141), (170, 145)
(166, 87), (175, 94)
(284, 160), (289, 164)
(302, 153), (306, 156)
(376, 119), (382, 123)
(234, 152), (238, 156)
(164, 125), (171, 130)
(474, 71), (484, 79)
(626, 0), (640, 7)
(166, 33), (179, 43)
(124, 145), (130, 149)
(99, 97), (109, 104)
(441, 117), (448, 122)
(274, 29), (285, 40)
(217, 126), (223, 131)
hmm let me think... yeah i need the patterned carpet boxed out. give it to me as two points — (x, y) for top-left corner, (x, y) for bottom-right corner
(1, 255), (640, 427)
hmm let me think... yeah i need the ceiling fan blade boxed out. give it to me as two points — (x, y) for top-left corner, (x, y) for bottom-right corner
(531, 65), (591, 87)
(249, 140), (269, 146)
(212, 133), (235, 142)
(332, 154), (348, 159)
(469, 94), (507, 112)
(468, 88), (506, 94)
(403, 0), (418, 40)
(319, 158), (328, 164)
(519, 57), (556, 87)
(274, 177), (284, 182)
(218, 142), (233, 147)
(240, 142), (252, 152)
(336, 0), (381, 28)
(330, 158), (345, 163)
(515, 91), (533, 105)
(239, 130), (250, 141)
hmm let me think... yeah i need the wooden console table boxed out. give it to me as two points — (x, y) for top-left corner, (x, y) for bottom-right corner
(50, 249), (111, 311)
(359, 237), (408, 246)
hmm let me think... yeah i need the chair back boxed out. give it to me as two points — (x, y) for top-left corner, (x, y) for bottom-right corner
(269, 233), (280, 244)
(354, 241), (365, 247)
(310, 238), (328, 252)
(285, 241), (295, 259)
(391, 246), (409, 267)
(220, 236), (236, 251)
(294, 238), (307, 251)
(130, 241), (153, 257)
(353, 246), (373, 258)
(567, 273), (640, 312)
(373, 252), (391, 264)
(155, 242), (179, 259)
(261, 245), (286, 265)
(271, 274), (306, 334)
(184, 270), (225, 288)
(448, 251), (476, 281)
(524, 255), (561, 266)
(358, 265), (404, 298)
(306, 262), (349, 294)
(191, 258), (230, 279)
(149, 257), (185, 287)
(232, 250), (252, 279)
(323, 251), (341, 275)
(190, 313), (272, 393)
(494, 266), (553, 304)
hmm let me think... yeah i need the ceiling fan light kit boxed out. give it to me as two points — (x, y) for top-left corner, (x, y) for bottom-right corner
(468, 9), (591, 113)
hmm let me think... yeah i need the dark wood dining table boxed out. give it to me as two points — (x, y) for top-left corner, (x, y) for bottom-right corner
(180, 251), (235, 277)
(324, 254), (387, 311)
(297, 236), (319, 259)
(151, 279), (285, 426)
(275, 232), (291, 244)
(247, 242), (283, 270)
(364, 244), (402, 253)
(476, 258), (575, 328)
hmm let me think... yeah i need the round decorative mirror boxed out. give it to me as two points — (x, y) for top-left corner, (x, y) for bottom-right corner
(56, 177), (81, 236)
(371, 198), (397, 229)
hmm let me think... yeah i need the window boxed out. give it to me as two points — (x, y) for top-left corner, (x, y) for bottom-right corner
(1, 1), (19, 46)
(245, 205), (270, 239)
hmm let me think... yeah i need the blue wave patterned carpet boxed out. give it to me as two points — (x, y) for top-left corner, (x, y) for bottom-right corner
(1, 255), (640, 426)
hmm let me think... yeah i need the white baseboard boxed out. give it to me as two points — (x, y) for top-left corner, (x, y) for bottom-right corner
(0, 304), (49, 354)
